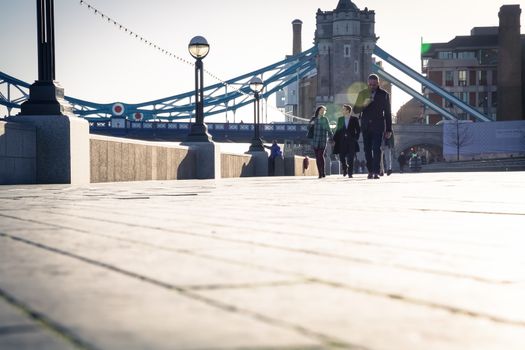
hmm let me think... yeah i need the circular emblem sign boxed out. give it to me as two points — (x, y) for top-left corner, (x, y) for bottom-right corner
(112, 103), (125, 116)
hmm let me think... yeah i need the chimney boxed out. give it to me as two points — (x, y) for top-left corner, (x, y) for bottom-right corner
(292, 19), (303, 55)
(497, 5), (522, 120)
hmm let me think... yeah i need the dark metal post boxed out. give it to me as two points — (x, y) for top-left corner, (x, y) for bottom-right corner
(37, 0), (55, 81)
(195, 59), (200, 123)
(186, 58), (212, 142)
(20, 0), (73, 116)
(249, 91), (264, 152)
(255, 91), (260, 139)
(456, 120), (460, 161)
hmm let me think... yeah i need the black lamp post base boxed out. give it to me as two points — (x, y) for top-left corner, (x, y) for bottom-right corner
(248, 137), (265, 152)
(186, 123), (213, 142)
(19, 80), (75, 117)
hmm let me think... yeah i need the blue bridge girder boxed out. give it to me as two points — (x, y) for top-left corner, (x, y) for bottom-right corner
(1, 47), (317, 121)
(0, 72), (29, 115)
(2, 44), (491, 124)
(373, 45), (492, 122)
(372, 64), (459, 121)
(89, 120), (311, 143)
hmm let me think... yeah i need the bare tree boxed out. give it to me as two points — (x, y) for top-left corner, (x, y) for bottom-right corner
(446, 120), (474, 161)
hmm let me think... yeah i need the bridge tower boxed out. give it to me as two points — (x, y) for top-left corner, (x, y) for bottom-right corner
(315, 0), (377, 110)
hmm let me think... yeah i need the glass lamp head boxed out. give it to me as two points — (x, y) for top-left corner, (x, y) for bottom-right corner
(249, 77), (264, 93)
(188, 36), (210, 59)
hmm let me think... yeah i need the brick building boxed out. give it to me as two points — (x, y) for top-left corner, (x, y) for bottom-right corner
(420, 5), (524, 125)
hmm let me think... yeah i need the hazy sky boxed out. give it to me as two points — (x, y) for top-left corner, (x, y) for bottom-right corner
(0, 0), (520, 121)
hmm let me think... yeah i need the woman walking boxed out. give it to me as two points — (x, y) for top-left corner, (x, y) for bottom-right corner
(309, 105), (333, 178)
(333, 104), (360, 178)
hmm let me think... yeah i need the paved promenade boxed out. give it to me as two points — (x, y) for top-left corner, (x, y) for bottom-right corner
(0, 172), (524, 350)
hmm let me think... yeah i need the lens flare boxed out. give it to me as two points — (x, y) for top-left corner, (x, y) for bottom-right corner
(346, 81), (368, 106)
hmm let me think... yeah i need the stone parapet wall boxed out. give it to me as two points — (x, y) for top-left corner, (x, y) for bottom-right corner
(284, 155), (318, 176)
(221, 153), (255, 178)
(90, 135), (195, 183)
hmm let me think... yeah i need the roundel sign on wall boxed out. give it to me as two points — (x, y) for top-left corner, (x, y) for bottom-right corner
(134, 112), (143, 121)
(112, 103), (125, 116)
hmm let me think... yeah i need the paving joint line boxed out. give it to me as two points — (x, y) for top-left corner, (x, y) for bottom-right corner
(1, 224), (524, 329)
(32, 200), (517, 250)
(0, 232), (365, 350)
(0, 212), (516, 285)
(0, 285), (101, 350)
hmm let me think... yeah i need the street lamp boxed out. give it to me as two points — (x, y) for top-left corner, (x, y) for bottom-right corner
(186, 36), (212, 142)
(248, 77), (265, 152)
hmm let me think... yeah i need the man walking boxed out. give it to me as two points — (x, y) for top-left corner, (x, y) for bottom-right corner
(354, 74), (392, 179)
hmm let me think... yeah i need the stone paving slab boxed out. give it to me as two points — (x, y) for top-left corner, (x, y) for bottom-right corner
(0, 172), (524, 349)
(0, 238), (320, 350)
(0, 299), (74, 350)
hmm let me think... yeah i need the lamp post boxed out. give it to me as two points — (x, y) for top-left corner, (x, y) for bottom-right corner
(20, 0), (74, 117)
(186, 36), (212, 142)
(248, 77), (264, 152)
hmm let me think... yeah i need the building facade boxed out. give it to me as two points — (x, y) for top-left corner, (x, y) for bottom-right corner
(280, 0), (389, 121)
(421, 5), (524, 124)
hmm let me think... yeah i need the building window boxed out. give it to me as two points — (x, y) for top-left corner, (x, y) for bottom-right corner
(478, 92), (488, 107)
(492, 70), (497, 85)
(469, 92), (476, 106)
(422, 58), (429, 70)
(491, 92), (497, 107)
(469, 70), (476, 85)
(457, 51), (476, 59)
(354, 60), (359, 74)
(344, 45), (351, 58)
(429, 70), (442, 84)
(438, 51), (454, 59)
(458, 70), (467, 86)
(478, 71), (487, 85)
(459, 92), (468, 103)
(445, 71), (454, 86)
(479, 49), (498, 65)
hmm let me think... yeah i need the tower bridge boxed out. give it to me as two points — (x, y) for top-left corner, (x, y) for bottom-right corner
(1, 0), (494, 162)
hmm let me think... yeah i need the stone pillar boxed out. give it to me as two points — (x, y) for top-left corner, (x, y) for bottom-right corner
(15, 0), (90, 184)
(245, 151), (269, 177)
(182, 142), (221, 179)
(497, 5), (523, 121)
(14, 115), (90, 184)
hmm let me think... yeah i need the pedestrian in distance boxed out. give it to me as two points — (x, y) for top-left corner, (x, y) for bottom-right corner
(381, 130), (395, 176)
(302, 155), (309, 175)
(264, 140), (282, 176)
(353, 74), (393, 180)
(309, 105), (333, 178)
(333, 104), (360, 178)
(398, 151), (407, 173)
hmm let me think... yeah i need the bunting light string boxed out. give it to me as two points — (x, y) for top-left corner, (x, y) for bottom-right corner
(78, 0), (306, 122)
(79, 0), (238, 88)
(79, 0), (194, 66)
